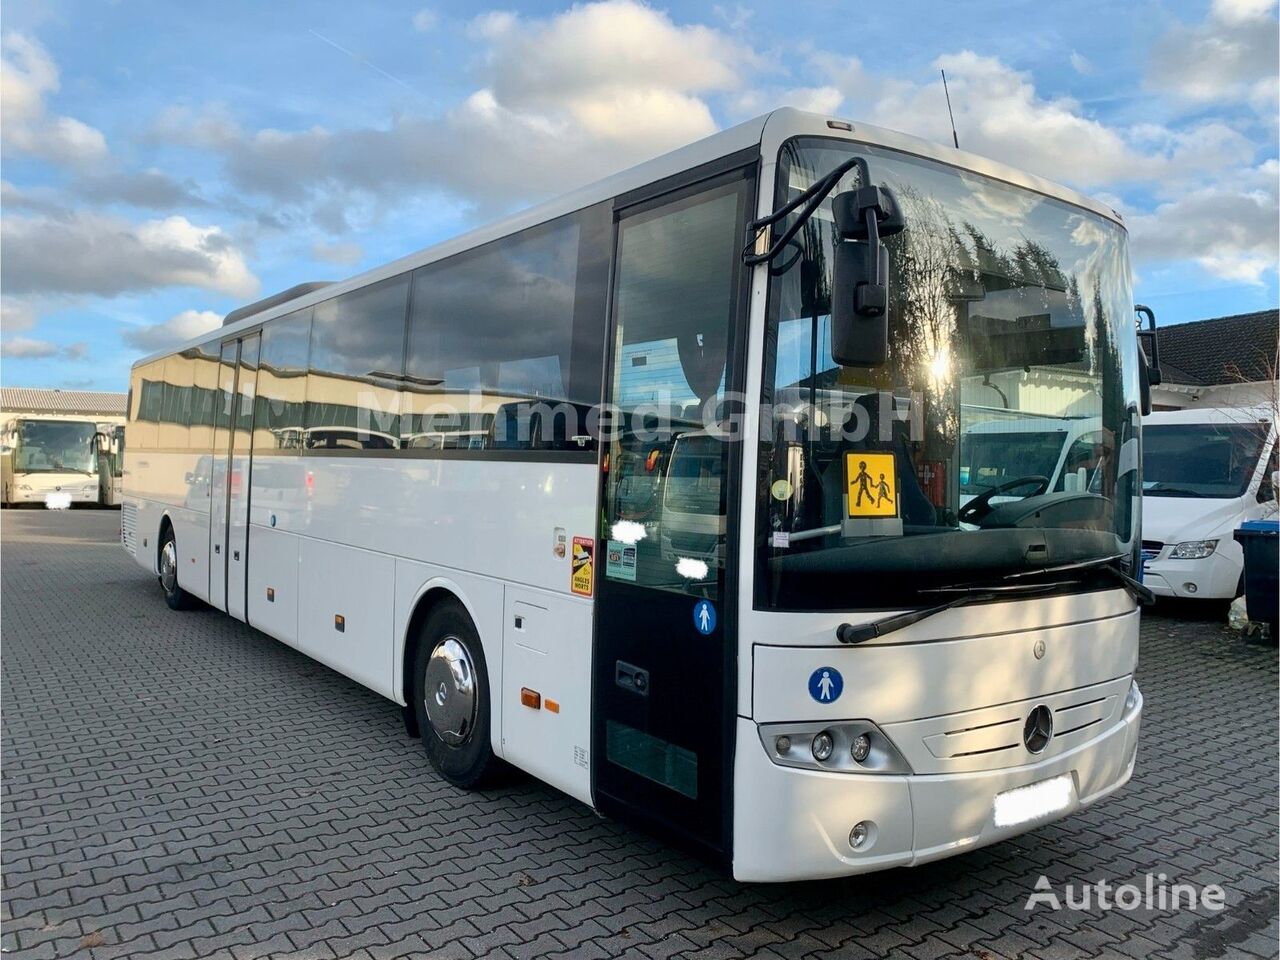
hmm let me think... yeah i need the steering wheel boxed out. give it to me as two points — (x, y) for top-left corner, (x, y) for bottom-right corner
(958, 475), (1050, 525)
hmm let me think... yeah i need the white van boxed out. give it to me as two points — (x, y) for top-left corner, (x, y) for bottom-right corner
(1141, 407), (1278, 601)
(959, 414), (1108, 503)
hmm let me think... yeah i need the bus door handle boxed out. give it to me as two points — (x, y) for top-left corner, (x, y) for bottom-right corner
(615, 661), (649, 696)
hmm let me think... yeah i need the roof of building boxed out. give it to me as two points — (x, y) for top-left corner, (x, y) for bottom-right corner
(0, 387), (127, 417)
(1155, 309), (1278, 386)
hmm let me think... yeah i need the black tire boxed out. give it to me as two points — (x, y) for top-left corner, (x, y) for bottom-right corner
(158, 525), (197, 611)
(412, 600), (499, 788)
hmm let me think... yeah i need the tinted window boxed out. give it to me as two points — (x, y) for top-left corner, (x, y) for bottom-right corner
(600, 177), (751, 598)
(258, 308), (312, 450)
(403, 204), (610, 453)
(1143, 422), (1267, 498)
(306, 276), (409, 449)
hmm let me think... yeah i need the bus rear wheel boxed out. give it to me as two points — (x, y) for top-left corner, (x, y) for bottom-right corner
(412, 601), (499, 788)
(158, 526), (197, 611)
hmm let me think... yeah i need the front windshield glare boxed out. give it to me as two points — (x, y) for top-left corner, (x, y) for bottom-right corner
(14, 421), (98, 474)
(757, 138), (1140, 610)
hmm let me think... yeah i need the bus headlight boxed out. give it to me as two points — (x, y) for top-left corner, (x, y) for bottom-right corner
(759, 720), (912, 775)
(1170, 539), (1217, 559)
(810, 731), (834, 761)
(851, 733), (871, 763)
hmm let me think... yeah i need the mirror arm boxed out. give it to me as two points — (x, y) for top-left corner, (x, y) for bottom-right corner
(742, 156), (870, 266)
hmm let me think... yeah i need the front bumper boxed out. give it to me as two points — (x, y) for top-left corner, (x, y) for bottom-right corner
(10, 486), (99, 505)
(1144, 551), (1241, 600)
(732, 682), (1142, 882)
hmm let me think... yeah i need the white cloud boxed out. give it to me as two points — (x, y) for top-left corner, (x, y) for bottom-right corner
(312, 241), (363, 266)
(154, 1), (759, 217)
(123, 309), (223, 352)
(0, 336), (85, 360)
(1, 299), (38, 333)
(1147, 0), (1278, 108)
(412, 8), (437, 32)
(1127, 160), (1279, 283)
(1069, 51), (1093, 75)
(1, 32), (107, 166)
(1, 209), (259, 298)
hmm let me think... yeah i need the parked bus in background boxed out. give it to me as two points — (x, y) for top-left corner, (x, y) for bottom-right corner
(121, 109), (1155, 881)
(1, 416), (105, 507)
(1141, 407), (1277, 604)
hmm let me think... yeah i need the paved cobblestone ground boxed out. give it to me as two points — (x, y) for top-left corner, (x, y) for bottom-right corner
(3, 509), (1277, 960)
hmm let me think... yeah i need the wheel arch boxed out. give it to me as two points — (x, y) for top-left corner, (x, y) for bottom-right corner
(155, 510), (176, 575)
(398, 577), (488, 738)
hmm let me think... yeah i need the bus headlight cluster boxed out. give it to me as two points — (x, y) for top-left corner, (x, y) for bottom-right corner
(760, 720), (912, 775)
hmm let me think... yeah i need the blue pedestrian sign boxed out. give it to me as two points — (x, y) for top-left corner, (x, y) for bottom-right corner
(808, 666), (843, 704)
(692, 599), (716, 635)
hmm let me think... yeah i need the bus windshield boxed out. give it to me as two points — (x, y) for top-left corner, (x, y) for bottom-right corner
(757, 138), (1140, 610)
(1143, 422), (1266, 498)
(13, 420), (99, 475)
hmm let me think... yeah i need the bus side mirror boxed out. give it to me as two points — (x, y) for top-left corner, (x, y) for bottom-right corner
(1135, 304), (1161, 385)
(831, 241), (890, 367)
(830, 185), (904, 368)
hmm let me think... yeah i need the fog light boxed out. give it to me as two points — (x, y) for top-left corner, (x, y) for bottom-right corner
(775, 735), (791, 755)
(1184, 582), (1197, 593)
(811, 731), (834, 761)
(851, 733), (871, 763)
(849, 821), (869, 848)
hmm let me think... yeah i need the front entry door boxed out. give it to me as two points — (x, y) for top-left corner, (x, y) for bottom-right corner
(592, 163), (755, 863)
(208, 333), (259, 618)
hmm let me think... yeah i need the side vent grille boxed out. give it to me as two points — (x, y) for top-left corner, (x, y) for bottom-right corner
(120, 503), (137, 555)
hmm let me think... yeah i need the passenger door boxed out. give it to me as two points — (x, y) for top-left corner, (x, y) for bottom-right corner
(208, 333), (260, 618)
(591, 162), (754, 863)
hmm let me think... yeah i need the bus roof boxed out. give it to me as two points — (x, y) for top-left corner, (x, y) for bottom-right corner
(134, 107), (1126, 367)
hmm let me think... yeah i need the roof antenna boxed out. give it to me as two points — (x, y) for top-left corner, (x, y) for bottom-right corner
(941, 69), (959, 149)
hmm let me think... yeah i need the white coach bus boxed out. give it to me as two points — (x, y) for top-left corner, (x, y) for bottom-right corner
(122, 108), (1153, 882)
(2, 415), (108, 506)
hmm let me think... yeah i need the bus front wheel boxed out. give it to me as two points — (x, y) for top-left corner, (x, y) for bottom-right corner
(412, 600), (499, 789)
(158, 526), (197, 611)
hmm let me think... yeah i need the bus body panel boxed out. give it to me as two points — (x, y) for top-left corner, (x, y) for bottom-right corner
(750, 602), (1137, 726)
(246, 525), (301, 647)
(732, 688), (1139, 882)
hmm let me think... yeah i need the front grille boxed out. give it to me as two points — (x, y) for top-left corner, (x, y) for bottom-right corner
(1141, 539), (1163, 563)
(884, 676), (1131, 774)
(120, 503), (137, 556)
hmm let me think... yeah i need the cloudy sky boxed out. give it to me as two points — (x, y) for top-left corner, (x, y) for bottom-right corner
(2, 0), (1277, 390)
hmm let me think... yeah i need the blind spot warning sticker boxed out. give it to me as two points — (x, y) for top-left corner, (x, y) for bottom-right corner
(846, 452), (899, 518)
(571, 536), (594, 597)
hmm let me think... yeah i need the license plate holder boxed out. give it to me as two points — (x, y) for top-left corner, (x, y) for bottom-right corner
(993, 774), (1073, 828)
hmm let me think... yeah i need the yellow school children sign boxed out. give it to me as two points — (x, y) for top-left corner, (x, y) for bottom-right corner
(846, 453), (899, 518)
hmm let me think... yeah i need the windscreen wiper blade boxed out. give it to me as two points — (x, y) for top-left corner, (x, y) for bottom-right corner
(934, 555), (1155, 606)
(835, 581), (1066, 645)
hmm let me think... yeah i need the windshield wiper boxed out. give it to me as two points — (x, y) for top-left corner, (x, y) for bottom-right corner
(1145, 484), (1205, 497)
(934, 555), (1155, 606)
(835, 556), (1155, 645)
(835, 581), (1067, 644)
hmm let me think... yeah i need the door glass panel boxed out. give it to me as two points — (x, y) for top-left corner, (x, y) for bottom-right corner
(601, 180), (749, 598)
